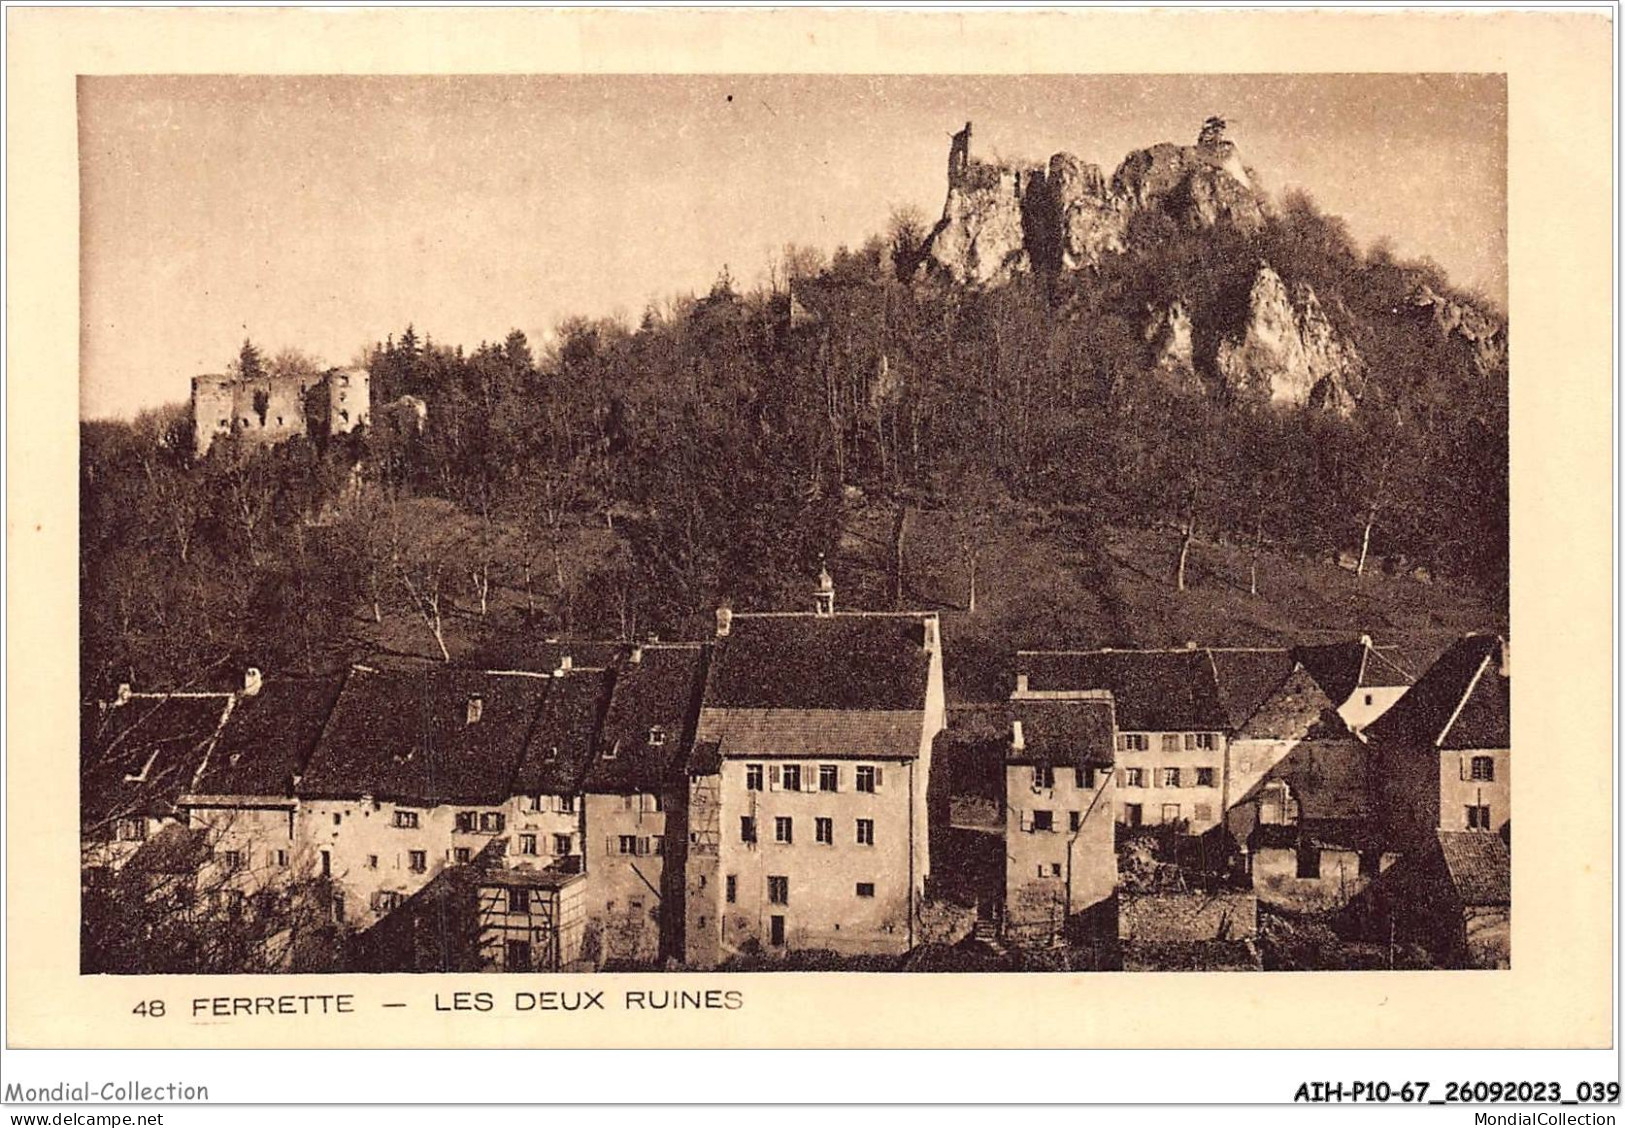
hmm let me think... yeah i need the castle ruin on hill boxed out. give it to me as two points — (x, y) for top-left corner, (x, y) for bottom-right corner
(191, 367), (370, 458)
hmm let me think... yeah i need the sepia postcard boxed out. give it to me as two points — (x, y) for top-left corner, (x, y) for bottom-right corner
(5, 6), (1614, 1053)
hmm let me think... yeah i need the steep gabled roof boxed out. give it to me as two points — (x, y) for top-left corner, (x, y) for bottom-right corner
(1363, 634), (1508, 751)
(704, 613), (932, 712)
(81, 692), (234, 831)
(1436, 831), (1510, 905)
(1206, 649), (1296, 731)
(1008, 693), (1116, 770)
(512, 668), (611, 796)
(299, 668), (553, 806)
(696, 708), (925, 760)
(1294, 638), (1415, 705)
(189, 675), (345, 798)
(584, 644), (708, 793)
(1017, 649), (1228, 732)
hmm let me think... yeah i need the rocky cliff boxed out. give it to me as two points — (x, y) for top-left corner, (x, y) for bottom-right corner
(1404, 283), (1507, 377)
(921, 119), (1263, 287)
(1214, 263), (1362, 414)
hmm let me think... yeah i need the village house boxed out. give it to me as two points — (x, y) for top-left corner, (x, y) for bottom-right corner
(1016, 648), (1230, 833)
(81, 684), (236, 875)
(579, 643), (707, 967)
(1002, 687), (1117, 946)
(503, 657), (607, 883)
(1293, 635), (1415, 733)
(294, 666), (555, 928)
(683, 569), (945, 964)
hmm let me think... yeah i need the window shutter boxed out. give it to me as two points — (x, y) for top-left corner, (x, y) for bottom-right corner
(1459, 756), (1467, 781)
(769, 765), (782, 791)
(836, 766), (844, 792)
(639, 836), (651, 856)
(803, 764), (818, 791)
(874, 766), (885, 791)
(604, 836), (615, 857)
(1019, 809), (1034, 832)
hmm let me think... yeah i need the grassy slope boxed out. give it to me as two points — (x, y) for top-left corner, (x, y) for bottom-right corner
(342, 497), (1505, 706)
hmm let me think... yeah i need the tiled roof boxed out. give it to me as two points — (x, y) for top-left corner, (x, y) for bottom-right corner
(696, 707), (926, 760)
(584, 645), (708, 793)
(1008, 696), (1116, 769)
(1363, 634), (1508, 751)
(1249, 818), (1383, 854)
(1207, 649), (1296, 730)
(1436, 831), (1510, 905)
(475, 865), (585, 890)
(189, 676), (344, 798)
(122, 824), (213, 876)
(705, 613), (933, 711)
(1294, 639), (1414, 704)
(299, 668), (553, 806)
(81, 692), (233, 830)
(1017, 649), (1228, 732)
(512, 669), (611, 796)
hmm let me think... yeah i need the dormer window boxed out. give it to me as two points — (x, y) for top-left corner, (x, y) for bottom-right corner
(604, 740), (620, 761)
(466, 695), (484, 725)
(648, 726), (666, 747)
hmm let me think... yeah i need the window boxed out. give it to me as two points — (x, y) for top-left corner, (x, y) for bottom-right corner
(856, 765), (879, 793)
(1196, 767), (1216, 787)
(553, 834), (573, 857)
(619, 835), (639, 855)
(1297, 845), (1322, 879)
(559, 795), (576, 814)
(330, 893), (345, 923)
(726, 874), (737, 903)
(115, 818), (147, 842)
(740, 816), (757, 844)
(1049, 863), (1062, 877)
(1186, 733), (1217, 750)
(1364, 693), (1375, 707)
(746, 764), (764, 791)
(819, 764), (839, 791)
(506, 940), (532, 971)
(856, 882), (875, 898)
(1033, 764), (1055, 789)
(320, 851), (332, 877)
(481, 812), (505, 833)
(509, 888), (531, 914)
(1079, 766), (1097, 789)
(1470, 756), (1495, 781)
(648, 726), (666, 746)
(1162, 768), (1181, 788)
(375, 891), (403, 912)
(221, 850), (243, 869)
(1069, 811), (1082, 832)
(1466, 804), (1492, 830)
(394, 810), (419, 829)
(1161, 733), (1180, 753)
(856, 818), (875, 846)
(782, 764), (802, 792)
(1119, 733), (1149, 752)
(815, 817), (833, 844)
(1160, 804), (1181, 825)
(650, 835), (664, 856)
(774, 816), (793, 844)
(528, 795), (544, 813)
(408, 850), (427, 873)
(366, 854), (378, 870)
(453, 847), (472, 864)
(649, 794), (665, 813)
(520, 834), (538, 856)
(1031, 810), (1054, 833)
(1193, 804), (1213, 823)
(1124, 768), (1145, 788)
(274, 849), (289, 867)
(767, 876), (789, 905)
(1123, 804), (1143, 827)
(333, 812), (342, 826)
(455, 811), (477, 833)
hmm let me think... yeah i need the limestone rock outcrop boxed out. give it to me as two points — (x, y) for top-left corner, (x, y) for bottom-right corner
(1403, 283), (1507, 377)
(1214, 264), (1362, 414)
(920, 120), (1266, 288)
(1145, 299), (1195, 375)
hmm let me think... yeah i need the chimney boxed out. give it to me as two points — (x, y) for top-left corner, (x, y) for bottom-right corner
(115, 683), (132, 706)
(715, 607), (733, 638)
(814, 557), (836, 617)
(1011, 720), (1026, 752)
(466, 695), (484, 725)
(922, 613), (939, 654)
(1015, 672), (1030, 696)
(1497, 638), (1510, 678)
(242, 667), (264, 697)
(1359, 633), (1373, 650)
(552, 654), (573, 678)
(629, 645), (644, 665)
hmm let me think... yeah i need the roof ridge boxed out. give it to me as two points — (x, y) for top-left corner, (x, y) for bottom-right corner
(1436, 652), (1493, 748)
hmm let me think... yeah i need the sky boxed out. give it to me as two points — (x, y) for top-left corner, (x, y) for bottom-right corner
(79, 73), (1506, 420)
